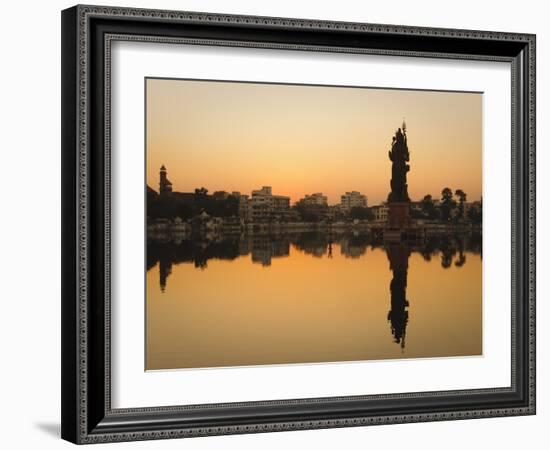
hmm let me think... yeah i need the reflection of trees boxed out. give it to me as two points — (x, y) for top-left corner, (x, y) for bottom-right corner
(454, 236), (466, 267)
(147, 238), (241, 292)
(147, 238), (241, 269)
(418, 233), (481, 268)
(440, 236), (456, 269)
(147, 188), (239, 220)
(147, 230), (482, 292)
(455, 253), (466, 267)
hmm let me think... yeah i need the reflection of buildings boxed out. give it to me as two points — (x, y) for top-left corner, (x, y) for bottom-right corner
(148, 231), (479, 298)
(339, 236), (368, 258)
(251, 235), (290, 266)
(190, 211), (222, 234)
(304, 245), (326, 257)
(293, 232), (329, 257)
(340, 191), (367, 212)
(386, 243), (410, 349)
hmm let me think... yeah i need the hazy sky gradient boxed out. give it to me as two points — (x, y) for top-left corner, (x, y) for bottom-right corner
(146, 78), (482, 205)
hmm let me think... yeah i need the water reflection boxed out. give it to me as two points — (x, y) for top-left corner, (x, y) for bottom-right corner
(148, 231), (481, 291)
(147, 231), (481, 358)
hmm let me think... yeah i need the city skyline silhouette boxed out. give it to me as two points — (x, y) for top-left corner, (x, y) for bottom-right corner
(146, 78), (482, 205)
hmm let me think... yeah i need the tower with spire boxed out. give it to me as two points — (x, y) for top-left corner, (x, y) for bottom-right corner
(159, 165), (173, 195)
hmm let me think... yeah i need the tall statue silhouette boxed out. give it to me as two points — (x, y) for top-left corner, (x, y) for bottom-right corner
(388, 121), (410, 203)
(386, 243), (410, 349)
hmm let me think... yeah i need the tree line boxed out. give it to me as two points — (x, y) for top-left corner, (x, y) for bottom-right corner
(147, 186), (481, 225)
(147, 188), (239, 220)
(415, 188), (482, 224)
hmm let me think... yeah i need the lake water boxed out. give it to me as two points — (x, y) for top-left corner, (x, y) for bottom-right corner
(146, 232), (482, 370)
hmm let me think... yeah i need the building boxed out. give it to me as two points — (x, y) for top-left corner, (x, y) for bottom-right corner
(158, 164), (194, 202)
(251, 186), (273, 222)
(159, 165), (172, 195)
(250, 186), (290, 222)
(238, 194), (252, 222)
(301, 192), (328, 207)
(340, 191), (367, 211)
(371, 204), (389, 222)
(272, 195), (291, 212)
(212, 191), (230, 200)
(327, 205), (344, 221)
(296, 193), (329, 221)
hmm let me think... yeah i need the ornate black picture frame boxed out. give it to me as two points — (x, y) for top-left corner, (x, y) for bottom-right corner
(61, 4), (536, 444)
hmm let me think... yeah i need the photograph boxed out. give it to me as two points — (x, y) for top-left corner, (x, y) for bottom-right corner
(56, 2), (536, 445)
(145, 78), (483, 371)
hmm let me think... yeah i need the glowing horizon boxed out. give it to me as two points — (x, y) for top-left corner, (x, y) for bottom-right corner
(146, 78), (482, 205)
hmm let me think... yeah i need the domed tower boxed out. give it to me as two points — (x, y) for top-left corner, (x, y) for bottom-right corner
(159, 165), (173, 195)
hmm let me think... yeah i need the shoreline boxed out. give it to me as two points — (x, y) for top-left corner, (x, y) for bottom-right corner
(147, 219), (481, 237)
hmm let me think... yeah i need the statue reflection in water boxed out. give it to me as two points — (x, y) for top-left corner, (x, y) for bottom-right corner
(386, 243), (411, 350)
(150, 234), (474, 350)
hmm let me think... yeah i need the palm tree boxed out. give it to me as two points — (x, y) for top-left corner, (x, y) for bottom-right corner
(421, 194), (432, 209)
(455, 189), (467, 221)
(440, 187), (456, 222)
(421, 194), (439, 220)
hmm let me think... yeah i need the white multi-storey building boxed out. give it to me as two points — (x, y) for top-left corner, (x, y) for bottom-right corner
(238, 194), (252, 221)
(250, 186), (290, 222)
(371, 204), (389, 222)
(301, 192), (328, 207)
(340, 191), (368, 211)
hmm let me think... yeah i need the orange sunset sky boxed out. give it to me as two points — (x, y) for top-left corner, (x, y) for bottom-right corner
(146, 78), (482, 205)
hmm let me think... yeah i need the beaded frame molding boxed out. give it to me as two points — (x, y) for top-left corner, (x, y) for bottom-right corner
(61, 4), (536, 444)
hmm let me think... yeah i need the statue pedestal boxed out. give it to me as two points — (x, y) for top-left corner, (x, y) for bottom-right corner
(384, 202), (412, 242)
(388, 202), (411, 229)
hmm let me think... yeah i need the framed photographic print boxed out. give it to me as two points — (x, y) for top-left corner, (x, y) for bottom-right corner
(61, 5), (536, 444)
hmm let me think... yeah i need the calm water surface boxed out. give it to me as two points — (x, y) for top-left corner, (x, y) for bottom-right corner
(146, 232), (482, 370)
